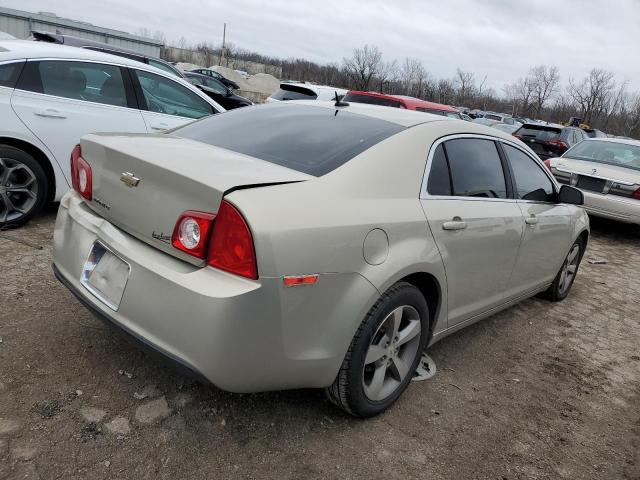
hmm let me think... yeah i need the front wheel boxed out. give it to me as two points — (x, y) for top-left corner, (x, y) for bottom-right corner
(326, 282), (429, 417)
(542, 237), (584, 302)
(0, 146), (48, 227)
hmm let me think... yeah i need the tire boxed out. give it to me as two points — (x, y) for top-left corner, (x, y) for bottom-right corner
(326, 282), (429, 417)
(541, 237), (584, 302)
(0, 145), (48, 228)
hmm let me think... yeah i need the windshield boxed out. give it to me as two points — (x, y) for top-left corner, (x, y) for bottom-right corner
(563, 140), (640, 171)
(516, 125), (561, 141)
(173, 103), (404, 176)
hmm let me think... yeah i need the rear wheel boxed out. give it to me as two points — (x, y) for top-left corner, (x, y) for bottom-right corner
(326, 282), (429, 417)
(542, 237), (584, 302)
(0, 146), (48, 227)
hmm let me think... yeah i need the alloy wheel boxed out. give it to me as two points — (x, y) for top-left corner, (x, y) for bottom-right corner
(558, 243), (580, 295)
(0, 157), (39, 223)
(362, 305), (422, 401)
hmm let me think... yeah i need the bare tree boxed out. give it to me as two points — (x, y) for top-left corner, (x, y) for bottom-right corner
(567, 68), (616, 124)
(529, 65), (559, 117)
(436, 79), (456, 105)
(342, 44), (383, 91)
(377, 60), (398, 93)
(400, 58), (425, 96)
(504, 76), (533, 116)
(454, 69), (475, 106)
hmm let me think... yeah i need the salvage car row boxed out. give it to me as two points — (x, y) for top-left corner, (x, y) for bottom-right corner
(0, 35), (637, 418)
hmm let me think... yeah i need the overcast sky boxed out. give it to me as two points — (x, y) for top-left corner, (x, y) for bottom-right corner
(3, 0), (639, 92)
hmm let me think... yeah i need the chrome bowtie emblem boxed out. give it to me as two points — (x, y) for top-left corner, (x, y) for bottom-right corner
(120, 172), (140, 188)
(591, 168), (597, 175)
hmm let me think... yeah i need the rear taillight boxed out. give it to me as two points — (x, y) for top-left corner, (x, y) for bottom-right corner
(208, 200), (258, 279)
(546, 139), (568, 150)
(543, 159), (552, 171)
(70, 144), (92, 200)
(633, 187), (640, 200)
(171, 211), (216, 258)
(171, 200), (258, 279)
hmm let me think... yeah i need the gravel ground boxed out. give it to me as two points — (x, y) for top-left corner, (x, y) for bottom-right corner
(1, 207), (639, 480)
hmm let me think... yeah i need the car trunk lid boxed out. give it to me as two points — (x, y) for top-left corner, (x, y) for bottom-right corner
(79, 133), (311, 262)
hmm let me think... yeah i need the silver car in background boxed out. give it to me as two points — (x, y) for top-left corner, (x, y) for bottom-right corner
(52, 102), (589, 417)
(546, 138), (640, 225)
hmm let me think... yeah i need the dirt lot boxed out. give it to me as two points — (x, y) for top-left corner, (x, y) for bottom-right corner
(1, 208), (639, 480)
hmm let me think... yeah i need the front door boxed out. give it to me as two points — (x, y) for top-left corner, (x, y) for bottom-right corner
(420, 137), (524, 327)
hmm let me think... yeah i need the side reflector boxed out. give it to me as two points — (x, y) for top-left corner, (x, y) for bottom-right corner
(283, 274), (319, 287)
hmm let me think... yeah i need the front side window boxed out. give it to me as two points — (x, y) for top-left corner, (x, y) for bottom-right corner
(148, 58), (182, 78)
(19, 61), (128, 107)
(135, 70), (214, 119)
(444, 138), (507, 198)
(503, 144), (554, 201)
(0, 61), (24, 88)
(202, 77), (228, 94)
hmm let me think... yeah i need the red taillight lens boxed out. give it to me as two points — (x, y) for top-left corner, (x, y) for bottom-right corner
(543, 159), (552, 171)
(633, 187), (640, 200)
(546, 139), (568, 150)
(70, 144), (92, 200)
(171, 211), (215, 259)
(207, 200), (257, 279)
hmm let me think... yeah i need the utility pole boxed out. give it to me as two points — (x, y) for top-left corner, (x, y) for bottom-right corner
(220, 23), (226, 67)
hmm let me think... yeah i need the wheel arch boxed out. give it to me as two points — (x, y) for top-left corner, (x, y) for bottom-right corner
(0, 137), (57, 202)
(398, 271), (442, 336)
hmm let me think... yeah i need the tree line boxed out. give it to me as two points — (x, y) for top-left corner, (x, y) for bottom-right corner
(171, 39), (640, 138)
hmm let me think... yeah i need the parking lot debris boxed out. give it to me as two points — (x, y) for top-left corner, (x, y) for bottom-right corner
(103, 460), (111, 468)
(104, 417), (131, 436)
(118, 369), (134, 379)
(134, 397), (171, 424)
(587, 258), (608, 264)
(412, 353), (437, 381)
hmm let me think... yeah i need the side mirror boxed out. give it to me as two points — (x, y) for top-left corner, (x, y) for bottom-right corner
(558, 185), (584, 205)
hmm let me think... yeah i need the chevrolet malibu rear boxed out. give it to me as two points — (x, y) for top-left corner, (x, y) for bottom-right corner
(53, 101), (588, 417)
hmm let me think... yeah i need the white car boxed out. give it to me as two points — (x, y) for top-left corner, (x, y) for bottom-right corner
(546, 138), (640, 225)
(267, 82), (347, 102)
(0, 40), (224, 226)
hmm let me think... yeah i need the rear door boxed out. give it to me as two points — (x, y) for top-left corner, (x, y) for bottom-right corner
(500, 142), (571, 293)
(11, 59), (147, 183)
(420, 136), (524, 327)
(131, 68), (218, 132)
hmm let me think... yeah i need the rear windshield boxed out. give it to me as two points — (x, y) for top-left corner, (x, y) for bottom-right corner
(416, 108), (446, 115)
(516, 125), (561, 141)
(484, 114), (502, 121)
(343, 93), (403, 108)
(563, 140), (640, 171)
(270, 84), (317, 101)
(174, 103), (404, 176)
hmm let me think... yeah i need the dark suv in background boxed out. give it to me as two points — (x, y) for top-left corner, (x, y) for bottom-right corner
(513, 123), (588, 159)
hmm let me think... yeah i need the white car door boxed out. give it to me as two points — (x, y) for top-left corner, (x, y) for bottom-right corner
(131, 69), (218, 132)
(420, 137), (524, 327)
(501, 142), (571, 293)
(11, 60), (147, 185)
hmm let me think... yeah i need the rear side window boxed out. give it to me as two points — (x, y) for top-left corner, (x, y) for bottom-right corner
(344, 93), (403, 108)
(17, 60), (129, 107)
(148, 58), (182, 78)
(427, 145), (451, 195)
(0, 61), (24, 88)
(174, 103), (405, 176)
(503, 144), (554, 202)
(444, 138), (507, 199)
(270, 85), (317, 101)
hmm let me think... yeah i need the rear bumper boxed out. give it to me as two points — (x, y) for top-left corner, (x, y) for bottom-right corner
(581, 191), (640, 225)
(52, 192), (377, 392)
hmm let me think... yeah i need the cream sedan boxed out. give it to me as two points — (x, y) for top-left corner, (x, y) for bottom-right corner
(545, 138), (640, 226)
(52, 101), (588, 417)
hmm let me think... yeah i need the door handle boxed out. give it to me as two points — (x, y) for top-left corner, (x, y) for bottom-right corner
(150, 123), (170, 131)
(34, 108), (67, 119)
(525, 216), (539, 226)
(442, 217), (467, 231)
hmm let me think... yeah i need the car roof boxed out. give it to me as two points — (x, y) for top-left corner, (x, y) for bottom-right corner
(347, 91), (458, 112)
(0, 39), (156, 71)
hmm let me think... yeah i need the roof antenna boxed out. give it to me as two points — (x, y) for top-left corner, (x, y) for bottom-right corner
(334, 91), (349, 107)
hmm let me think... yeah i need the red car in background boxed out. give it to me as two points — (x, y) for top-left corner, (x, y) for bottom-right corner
(343, 91), (464, 119)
